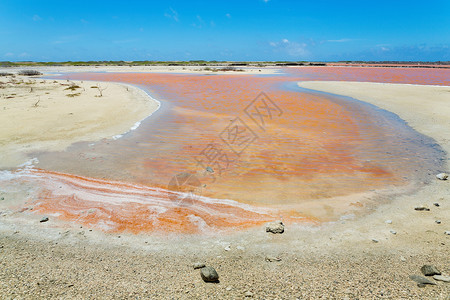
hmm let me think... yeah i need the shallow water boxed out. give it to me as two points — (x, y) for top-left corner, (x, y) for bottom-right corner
(1, 67), (446, 233)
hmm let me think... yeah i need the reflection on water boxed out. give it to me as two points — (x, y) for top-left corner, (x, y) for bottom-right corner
(1, 68), (446, 233)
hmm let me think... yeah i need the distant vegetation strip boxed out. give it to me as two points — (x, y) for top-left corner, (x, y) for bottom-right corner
(0, 60), (448, 68)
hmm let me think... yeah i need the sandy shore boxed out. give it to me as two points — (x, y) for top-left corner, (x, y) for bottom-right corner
(0, 75), (159, 168)
(0, 65), (279, 76)
(0, 80), (449, 298)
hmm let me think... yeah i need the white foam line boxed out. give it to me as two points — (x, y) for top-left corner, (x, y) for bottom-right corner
(39, 169), (270, 215)
(111, 83), (161, 140)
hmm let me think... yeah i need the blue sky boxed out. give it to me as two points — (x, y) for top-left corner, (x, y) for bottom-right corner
(1, 0), (449, 61)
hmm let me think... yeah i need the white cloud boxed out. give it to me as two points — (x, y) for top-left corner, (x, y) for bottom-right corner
(226, 13), (231, 18)
(164, 7), (179, 22)
(32, 14), (41, 21)
(4, 52), (14, 57)
(269, 39), (309, 57)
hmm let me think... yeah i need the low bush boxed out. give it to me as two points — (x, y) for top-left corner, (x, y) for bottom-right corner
(18, 70), (42, 76)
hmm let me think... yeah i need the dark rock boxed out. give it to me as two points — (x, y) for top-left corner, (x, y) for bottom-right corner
(39, 217), (49, 223)
(200, 266), (219, 282)
(414, 206), (430, 211)
(421, 265), (441, 276)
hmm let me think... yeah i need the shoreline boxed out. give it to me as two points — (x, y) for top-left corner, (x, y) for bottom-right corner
(0, 65), (280, 76)
(297, 81), (450, 156)
(0, 75), (160, 168)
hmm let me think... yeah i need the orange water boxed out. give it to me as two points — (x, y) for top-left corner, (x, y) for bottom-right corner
(2, 67), (446, 233)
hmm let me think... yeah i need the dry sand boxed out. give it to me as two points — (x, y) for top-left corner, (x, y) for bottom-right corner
(0, 78), (449, 299)
(0, 75), (159, 168)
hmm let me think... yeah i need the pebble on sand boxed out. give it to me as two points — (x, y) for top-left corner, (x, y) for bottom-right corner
(409, 275), (436, 286)
(193, 262), (205, 269)
(444, 231), (450, 235)
(414, 206), (430, 211)
(265, 220), (284, 234)
(433, 275), (450, 282)
(265, 256), (282, 262)
(200, 266), (219, 282)
(436, 173), (448, 180)
(244, 291), (254, 297)
(421, 265), (441, 276)
(39, 217), (49, 223)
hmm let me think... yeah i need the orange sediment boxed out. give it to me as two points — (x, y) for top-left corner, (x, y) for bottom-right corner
(24, 168), (314, 234)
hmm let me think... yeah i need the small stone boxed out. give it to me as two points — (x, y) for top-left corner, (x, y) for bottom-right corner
(414, 206), (430, 211)
(39, 217), (49, 223)
(421, 265), (441, 276)
(224, 245), (231, 251)
(385, 220), (392, 224)
(445, 231), (450, 235)
(400, 256), (406, 262)
(409, 275), (436, 286)
(265, 256), (282, 262)
(372, 239), (379, 243)
(200, 266), (219, 282)
(265, 220), (284, 234)
(433, 275), (450, 282)
(433, 202), (440, 207)
(193, 262), (205, 269)
(0, 197), (4, 200)
(226, 286), (232, 291)
(435, 220), (441, 224)
(390, 230), (397, 235)
(244, 291), (253, 297)
(436, 173), (448, 180)
(206, 166), (214, 173)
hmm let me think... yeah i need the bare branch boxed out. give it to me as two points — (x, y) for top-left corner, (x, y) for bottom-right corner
(96, 84), (107, 97)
